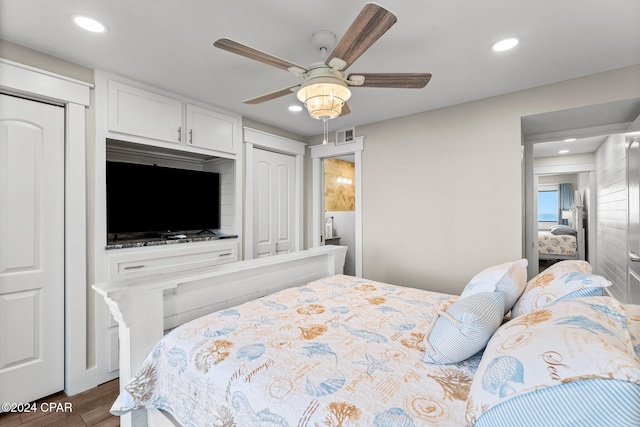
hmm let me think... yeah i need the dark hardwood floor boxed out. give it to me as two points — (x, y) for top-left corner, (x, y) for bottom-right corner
(0, 379), (120, 427)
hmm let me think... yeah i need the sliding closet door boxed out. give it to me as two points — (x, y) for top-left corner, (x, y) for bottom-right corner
(0, 94), (65, 404)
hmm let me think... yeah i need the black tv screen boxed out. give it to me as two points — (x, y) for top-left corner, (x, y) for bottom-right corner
(106, 161), (220, 235)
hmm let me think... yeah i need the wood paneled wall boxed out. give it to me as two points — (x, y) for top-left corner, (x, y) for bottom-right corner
(596, 134), (628, 300)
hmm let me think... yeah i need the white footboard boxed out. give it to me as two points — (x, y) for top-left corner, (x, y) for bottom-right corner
(93, 245), (347, 427)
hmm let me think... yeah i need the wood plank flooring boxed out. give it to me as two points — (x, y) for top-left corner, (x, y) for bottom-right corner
(0, 379), (120, 427)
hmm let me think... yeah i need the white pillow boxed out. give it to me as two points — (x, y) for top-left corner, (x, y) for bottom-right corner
(460, 259), (528, 314)
(423, 292), (505, 365)
(466, 297), (640, 426)
(511, 271), (610, 317)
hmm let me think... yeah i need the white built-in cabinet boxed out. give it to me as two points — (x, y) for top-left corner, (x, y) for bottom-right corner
(108, 80), (182, 144)
(94, 70), (243, 387)
(186, 104), (235, 153)
(107, 79), (237, 154)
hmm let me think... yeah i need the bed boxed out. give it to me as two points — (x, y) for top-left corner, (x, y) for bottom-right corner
(99, 252), (640, 427)
(538, 202), (585, 261)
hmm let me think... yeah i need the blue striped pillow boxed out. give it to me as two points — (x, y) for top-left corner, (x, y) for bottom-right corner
(467, 297), (640, 426)
(423, 292), (505, 365)
(475, 378), (640, 427)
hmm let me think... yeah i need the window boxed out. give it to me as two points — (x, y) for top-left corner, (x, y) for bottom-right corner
(538, 190), (558, 222)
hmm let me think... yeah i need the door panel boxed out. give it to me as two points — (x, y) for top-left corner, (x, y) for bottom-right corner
(255, 160), (273, 257)
(0, 94), (64, 404)
(253, 149), (295, 257)
(276, 164), (292, 254)
(628, 137), (640, 303)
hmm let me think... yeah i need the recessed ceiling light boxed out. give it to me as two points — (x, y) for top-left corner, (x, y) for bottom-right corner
(71, 14), (108, 33)
(558, 149), (570, 154)
(491, 37), (520, 52)
(563, 138), (576, 142)
(288, 105), (303, 112)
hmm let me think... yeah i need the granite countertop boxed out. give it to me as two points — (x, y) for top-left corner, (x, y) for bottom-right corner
(106, 234), (238, 250)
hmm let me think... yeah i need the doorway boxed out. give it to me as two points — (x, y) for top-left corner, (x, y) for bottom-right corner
(310, 137), (364, 277)
(323, 156), (356, 275)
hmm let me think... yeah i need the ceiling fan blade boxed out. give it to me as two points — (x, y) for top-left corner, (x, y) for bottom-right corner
(214, 38), (308, 72)
(349, 73), (432, 88)
(243, 86), (298, 104)
(340, 102), (351, 117)
(325, 3), (397, 70)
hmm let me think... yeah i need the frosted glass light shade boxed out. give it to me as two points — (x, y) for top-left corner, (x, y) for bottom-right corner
(296, 79), (351, 120)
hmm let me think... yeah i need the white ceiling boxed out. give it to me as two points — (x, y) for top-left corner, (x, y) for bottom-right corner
(1, 0), (639, 137)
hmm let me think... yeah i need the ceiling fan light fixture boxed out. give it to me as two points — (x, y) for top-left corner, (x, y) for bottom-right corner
(296, 76), (351, 120)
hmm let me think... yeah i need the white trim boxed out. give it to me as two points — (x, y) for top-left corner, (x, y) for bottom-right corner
(310, 136), (364, 277)
(243, 127), (306, 258)
(534, 162), (596, 175)
(0, 58), (91, 106)
(524, 122), (631, 144)
(243, 127), (306, 155)
(0, 59), (91, 395)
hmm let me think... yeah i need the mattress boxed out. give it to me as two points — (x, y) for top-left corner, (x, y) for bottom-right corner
(538, 231), (577, 256)
(112, 275), (481, 426)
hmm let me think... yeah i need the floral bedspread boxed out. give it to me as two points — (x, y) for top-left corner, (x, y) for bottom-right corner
(112, 274), (481, 426)
(538, 231), (577, 256)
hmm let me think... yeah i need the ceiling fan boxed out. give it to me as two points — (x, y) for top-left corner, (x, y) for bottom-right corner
(213, 3), (432, 121)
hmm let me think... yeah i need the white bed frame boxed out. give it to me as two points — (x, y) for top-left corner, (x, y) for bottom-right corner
(93, 245), (348, 427)
(539, 201), (585, 262)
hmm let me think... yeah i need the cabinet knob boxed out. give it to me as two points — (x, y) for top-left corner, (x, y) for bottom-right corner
(189, 129), (193, 144)
(178, 126), (182, 142)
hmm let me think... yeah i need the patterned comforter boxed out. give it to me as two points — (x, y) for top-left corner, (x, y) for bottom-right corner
(538, 231), (577, 256)
(112, 275), (482, 426)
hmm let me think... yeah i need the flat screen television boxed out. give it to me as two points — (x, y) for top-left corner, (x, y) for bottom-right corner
(106, 161), (220, 236)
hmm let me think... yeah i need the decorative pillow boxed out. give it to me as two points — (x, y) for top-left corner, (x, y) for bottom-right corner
(460, 259), (528, 314)
(542, 259), (592, 275)
(549, 224), (577, 235)
(511, 267), (609, 318)
(466, 297), (640, 426)
(423, 292), (505, 364)
(626, 303), (640, 358)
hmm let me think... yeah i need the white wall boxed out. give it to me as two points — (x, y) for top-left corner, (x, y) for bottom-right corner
(595, 134), (628, 299)
(307, 65), (640, 295)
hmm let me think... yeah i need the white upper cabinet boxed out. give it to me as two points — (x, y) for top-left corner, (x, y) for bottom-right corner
(108, 80), (183, 144)
(105, 77), (240, 157)
(186, 104), (235, 153)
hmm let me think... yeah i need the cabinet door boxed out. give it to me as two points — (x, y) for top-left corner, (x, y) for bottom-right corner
(186, 104), (235, 153)
(108, 80), (183, 144)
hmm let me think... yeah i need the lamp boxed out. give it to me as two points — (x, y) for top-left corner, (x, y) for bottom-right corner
(562, 210), (573, 227)
(296, 69), (351, 120)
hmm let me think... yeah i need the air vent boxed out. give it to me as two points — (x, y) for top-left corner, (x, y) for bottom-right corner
(335, 127), (355, 145)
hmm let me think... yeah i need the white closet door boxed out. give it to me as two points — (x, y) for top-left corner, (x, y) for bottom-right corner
(253, 149), (295, 258)
(0, 94), (65, 404)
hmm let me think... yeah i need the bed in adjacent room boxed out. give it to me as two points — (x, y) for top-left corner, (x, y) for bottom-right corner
(538, 201), (585, 261)
(106, 256), (640, 427)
